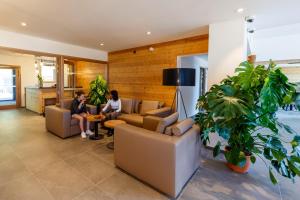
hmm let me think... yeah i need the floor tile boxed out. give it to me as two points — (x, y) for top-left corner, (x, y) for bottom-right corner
(0, 156), (31, 186)
(73, 186), (114, 200)
(34, 160), (94, 200)
(0, 175), (54, 200)
(65, 152), (117, 184)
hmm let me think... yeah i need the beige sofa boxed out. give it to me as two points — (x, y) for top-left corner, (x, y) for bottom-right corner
(45, 99), (97, 138)
(117, 98), (171, 127)
(114, 113), (201, 198)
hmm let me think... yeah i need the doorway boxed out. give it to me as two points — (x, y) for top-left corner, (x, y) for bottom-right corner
(0, 65), (21, 109)
(176, 54), (208, 120)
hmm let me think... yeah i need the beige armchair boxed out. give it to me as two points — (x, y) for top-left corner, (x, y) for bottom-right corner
(114, 122), (201, 198)
(45, 99), (97, 138)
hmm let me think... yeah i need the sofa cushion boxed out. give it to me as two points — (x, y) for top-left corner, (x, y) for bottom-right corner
(70, 118), (79, 126)
(140, 100), (159, 115)
(132, 99), (141, 113)
(156, 112), (179, 134)
(118, 114), (143, 127)
(172, 118), (194, 136)
(164, 121), (180, 136)
(121, 98), (133, 114)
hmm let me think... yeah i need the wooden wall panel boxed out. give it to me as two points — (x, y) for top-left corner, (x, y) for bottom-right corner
(75, 61), (107, 94)
(108, 35), (209, 106)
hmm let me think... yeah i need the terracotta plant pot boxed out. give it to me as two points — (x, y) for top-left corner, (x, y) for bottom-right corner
(226, 156), (251, 173)
(225, 146), (251, 173)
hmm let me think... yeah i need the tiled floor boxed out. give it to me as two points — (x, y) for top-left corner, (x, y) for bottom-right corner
(0, 109), (299, 200)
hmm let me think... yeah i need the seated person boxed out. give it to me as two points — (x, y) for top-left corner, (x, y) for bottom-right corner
(101, 90), (121, 120)
(71, 91), (93, 138)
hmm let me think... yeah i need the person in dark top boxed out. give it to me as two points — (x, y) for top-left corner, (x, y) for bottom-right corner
(71, 91), (93, 138)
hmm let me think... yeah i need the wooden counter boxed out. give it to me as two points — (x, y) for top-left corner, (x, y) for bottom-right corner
(25, 87), (56, 114)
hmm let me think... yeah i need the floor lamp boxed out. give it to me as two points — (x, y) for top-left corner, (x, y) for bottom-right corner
(162, 68), (195, 118)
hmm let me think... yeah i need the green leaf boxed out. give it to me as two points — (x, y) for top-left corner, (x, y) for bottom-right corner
(250, 155), (256, 164)
(269, 167), (278, 184)
(213, 141), (221, 157)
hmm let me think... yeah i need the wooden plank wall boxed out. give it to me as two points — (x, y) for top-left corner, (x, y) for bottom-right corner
(108, 35), (209, 106)
(75, 61), (107, 94)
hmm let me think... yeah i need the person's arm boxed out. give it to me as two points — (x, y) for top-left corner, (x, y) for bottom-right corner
(116, 99), (121, 112)
(102, 100), (110, 112)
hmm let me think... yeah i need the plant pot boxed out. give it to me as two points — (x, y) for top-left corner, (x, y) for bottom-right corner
(226, 156), (251, 173)
(225, 147), (251, 173)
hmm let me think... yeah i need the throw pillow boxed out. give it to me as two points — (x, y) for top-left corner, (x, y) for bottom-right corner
(156, 112), (179, 133)
(121, 98), (133, 114)
(172, 118), (194, 136)
(164, 121), (179, 136)
(140, 100), (159, 115)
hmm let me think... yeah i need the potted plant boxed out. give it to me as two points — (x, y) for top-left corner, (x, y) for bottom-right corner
(195, 61), (300, 184)
(88, 75), (109, 113)
(37, 74), (43, 88)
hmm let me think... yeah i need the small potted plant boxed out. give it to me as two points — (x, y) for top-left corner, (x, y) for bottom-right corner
(196, 61), (300, 184)
(37, 74), (43, 88)
(88, 75), (109, 113)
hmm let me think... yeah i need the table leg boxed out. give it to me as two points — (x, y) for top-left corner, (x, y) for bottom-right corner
(89, 121), (104, 140)
(106, 128), (114, 150)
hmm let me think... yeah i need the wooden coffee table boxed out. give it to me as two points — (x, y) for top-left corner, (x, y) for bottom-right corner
(104, 120), (126, 150)
(87, 114), (106, 140)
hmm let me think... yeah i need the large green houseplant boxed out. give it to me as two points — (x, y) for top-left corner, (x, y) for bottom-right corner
(88, 75), (109, 112)
(195, 61), (300, 184)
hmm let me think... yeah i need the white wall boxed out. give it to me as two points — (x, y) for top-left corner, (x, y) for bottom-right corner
(177, 54), (208, 120)
(253, 23), (300, 62)
(207, 19), (247, 89)
(0, 54), (36, 107)
(0, 29), (107, 61)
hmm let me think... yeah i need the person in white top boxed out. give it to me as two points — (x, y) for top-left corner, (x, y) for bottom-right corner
(101, 90), (122, 120)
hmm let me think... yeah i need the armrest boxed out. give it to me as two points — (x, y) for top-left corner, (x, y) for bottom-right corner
(143, 115), (161, 131)
(45, 105), (71, 138)
(145, 107), (172, 118)
(86, 104), (97, 114)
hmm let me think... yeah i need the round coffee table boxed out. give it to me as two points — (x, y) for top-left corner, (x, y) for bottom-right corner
(104, 120), (126, 150)
(86, 114), (106, 140)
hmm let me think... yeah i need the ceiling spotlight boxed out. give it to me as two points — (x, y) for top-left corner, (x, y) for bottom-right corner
(20, 22), (27, 27)
(236, 8), (244, 13)
(146, 31), (151, 35)
(100, 43), (104, 46)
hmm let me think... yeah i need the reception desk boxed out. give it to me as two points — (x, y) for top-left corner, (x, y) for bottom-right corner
(25, 87), (56, 114)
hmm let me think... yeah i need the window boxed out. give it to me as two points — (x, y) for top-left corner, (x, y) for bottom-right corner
(41, 65), (56, 82)
(0, 68), (16, 101)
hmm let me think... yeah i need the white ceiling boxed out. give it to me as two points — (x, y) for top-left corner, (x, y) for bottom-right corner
(0, 0), (300, 52)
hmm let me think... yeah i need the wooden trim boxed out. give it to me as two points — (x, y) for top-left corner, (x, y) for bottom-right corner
(109, 34), (209, 55)
(0, 105), (17, 110)
(0, 46), (107, 64)
(0, 65), (21, 108)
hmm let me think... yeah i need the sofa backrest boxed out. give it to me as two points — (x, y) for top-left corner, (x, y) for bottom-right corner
(61, 99), (73, 110)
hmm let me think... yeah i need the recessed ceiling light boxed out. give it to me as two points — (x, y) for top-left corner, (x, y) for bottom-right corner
(20, 22), (27, 27)
(100, 43), (104, 46)
(236, 8), (244, 13)
(146, 31), (151, 35)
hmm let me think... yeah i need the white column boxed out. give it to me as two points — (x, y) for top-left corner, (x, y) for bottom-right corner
(207, 19), (247, 89)
(206, 19), (247, 148)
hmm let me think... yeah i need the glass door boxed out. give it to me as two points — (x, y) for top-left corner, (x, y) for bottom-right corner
(0, 67), (20, 109)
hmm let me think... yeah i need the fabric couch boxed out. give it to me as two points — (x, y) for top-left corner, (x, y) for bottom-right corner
(45, 99), (97, 138)
(117, 98), (171, 127)
(114, 113), (201, 198)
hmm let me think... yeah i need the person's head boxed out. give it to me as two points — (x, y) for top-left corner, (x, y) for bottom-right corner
(110, 90), (119, 101)
(76, 91), (85, 101)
